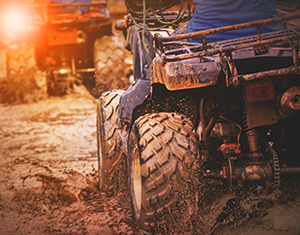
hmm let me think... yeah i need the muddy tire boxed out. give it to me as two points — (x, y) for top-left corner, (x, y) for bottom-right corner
(94, 35), (128, 98)
(0, 43), (46, 103)
(97, 90), (126, 192)
(128, 112), (200, 232)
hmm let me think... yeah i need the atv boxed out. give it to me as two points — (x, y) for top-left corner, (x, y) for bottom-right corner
(0, 0), (127, 102)
(97, 0), (300, 232)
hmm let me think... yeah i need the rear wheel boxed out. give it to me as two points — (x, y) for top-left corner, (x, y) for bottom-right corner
(0, 43), (46, 103)
(93, 35), (129, 98)
(128, 112), (200, 232)
(97, 90), (126, 192)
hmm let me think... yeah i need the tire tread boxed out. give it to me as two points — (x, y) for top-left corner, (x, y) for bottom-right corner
(129, 112), (200, 230)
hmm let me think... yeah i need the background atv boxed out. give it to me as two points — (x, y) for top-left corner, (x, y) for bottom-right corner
(97, 0), (300, 232)
(0, 0), (128, 103)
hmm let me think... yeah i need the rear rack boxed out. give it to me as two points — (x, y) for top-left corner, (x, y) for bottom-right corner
(153, 14), (300, 86)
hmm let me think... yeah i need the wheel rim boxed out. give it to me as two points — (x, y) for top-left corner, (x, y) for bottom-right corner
(132, 143), (142, 219)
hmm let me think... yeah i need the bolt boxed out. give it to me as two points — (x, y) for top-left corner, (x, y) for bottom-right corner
(293, 95), (300, 103)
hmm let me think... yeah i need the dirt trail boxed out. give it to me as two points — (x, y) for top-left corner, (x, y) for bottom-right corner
(0, 86), (141, 235)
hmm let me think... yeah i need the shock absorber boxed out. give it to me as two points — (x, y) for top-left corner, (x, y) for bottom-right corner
(242, 102), (261, 158)
(246, 129), (260, 155)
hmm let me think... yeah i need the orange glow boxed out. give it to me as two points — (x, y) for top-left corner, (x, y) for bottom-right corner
(2, 7), (25, 32)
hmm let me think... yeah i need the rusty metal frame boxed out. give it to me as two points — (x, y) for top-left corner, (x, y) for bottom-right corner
(153, 14), (300, 86)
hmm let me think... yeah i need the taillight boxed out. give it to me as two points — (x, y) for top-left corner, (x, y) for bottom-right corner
(244, 80), (276, 102)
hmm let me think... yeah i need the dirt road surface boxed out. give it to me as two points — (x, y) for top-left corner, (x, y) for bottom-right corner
(0, 84), (300, 235)
(0, 86), (141, 234)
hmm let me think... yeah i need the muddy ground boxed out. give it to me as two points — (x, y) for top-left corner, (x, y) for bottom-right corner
(0, 84), (300, 235)
(0, 86), (140, 234)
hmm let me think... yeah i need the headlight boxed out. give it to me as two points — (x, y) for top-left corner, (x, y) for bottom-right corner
(53, 68), (71, 76)
(58, 68), (69, 75)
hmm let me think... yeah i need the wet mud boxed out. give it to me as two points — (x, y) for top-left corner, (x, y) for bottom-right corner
(0, 86), (140, 234)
